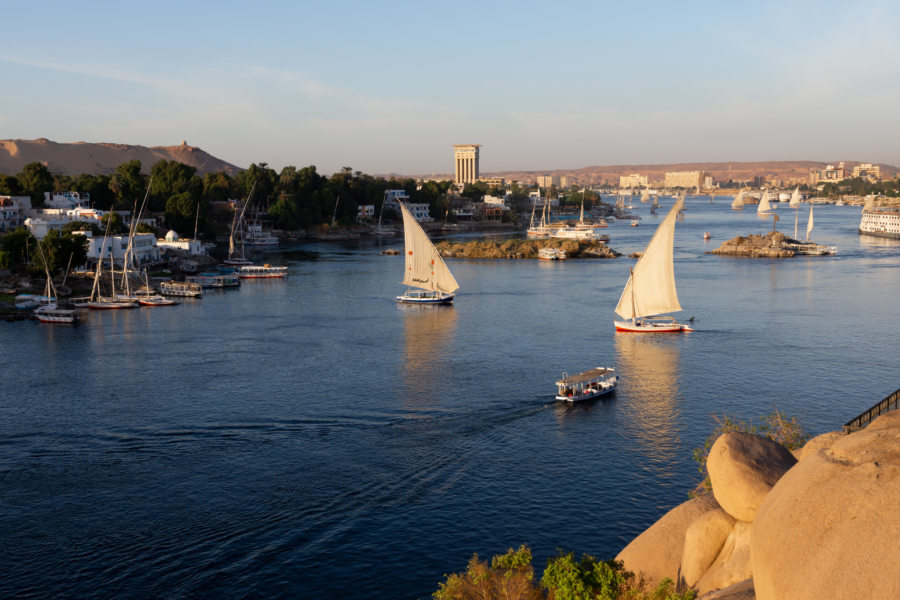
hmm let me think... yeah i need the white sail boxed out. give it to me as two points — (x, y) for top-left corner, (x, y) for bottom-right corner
(806, 204), (814, 241)
(400, 202), (459, 294)
(614, 197), (684, 320)
(863, 194), (875, 212)
(732, 189), (745, 208)
(789, 187), (800, 208)
(651, 195), (659, 210)
(640, 190), (650, 203)
(758, 190), (772, 213)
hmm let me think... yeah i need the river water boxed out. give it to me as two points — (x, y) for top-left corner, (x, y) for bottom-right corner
(1, 198), (898, 599)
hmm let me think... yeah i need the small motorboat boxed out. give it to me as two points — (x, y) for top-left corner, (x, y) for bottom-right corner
(703, 232), (712, 240)
(555, 367), (618, 402)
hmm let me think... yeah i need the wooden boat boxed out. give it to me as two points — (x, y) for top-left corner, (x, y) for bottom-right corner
(159, 281), (202, 297)
(555, 367), (618, 401)
(538, 247), (567, 261)
(614, 196), (694, 333)
(236, 264), (288, 278)
(396, 201), (459, 304)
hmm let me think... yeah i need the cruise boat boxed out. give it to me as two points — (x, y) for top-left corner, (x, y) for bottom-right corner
(186, 273), (240, 288)
(15, 294), (52, 310)
(159, 281), (202, 297)
(859, 197), (900, 239)
(236, 264), (288, 278)
(241, 220), (279, 247)
(538, 247), (567, 260)
(555, 367), (618, 402)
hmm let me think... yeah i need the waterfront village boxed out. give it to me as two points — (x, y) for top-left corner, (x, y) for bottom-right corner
(1, 149), (899, 321)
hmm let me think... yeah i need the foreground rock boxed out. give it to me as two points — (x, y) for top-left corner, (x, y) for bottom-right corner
(706, 432), (797, 522)
(434, 238), (620, 259)
(751, 411), (900, 600)
(711, 232), (794, 258)
(615, 495), (720, 585)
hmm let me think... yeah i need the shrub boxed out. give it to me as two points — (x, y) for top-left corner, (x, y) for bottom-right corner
(690, 410), (810, 497)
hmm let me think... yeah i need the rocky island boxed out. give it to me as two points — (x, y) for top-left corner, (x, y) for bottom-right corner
(434, 238), (620, 259)
(711, 232), (796, 258)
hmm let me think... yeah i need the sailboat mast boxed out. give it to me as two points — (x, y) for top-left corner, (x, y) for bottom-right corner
(629, 267), (636, 325)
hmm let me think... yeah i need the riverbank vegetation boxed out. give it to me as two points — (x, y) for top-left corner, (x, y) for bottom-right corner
(433, 545), (695, 600)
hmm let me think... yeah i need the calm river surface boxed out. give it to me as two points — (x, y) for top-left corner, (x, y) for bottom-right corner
(2, 198), (898, 599)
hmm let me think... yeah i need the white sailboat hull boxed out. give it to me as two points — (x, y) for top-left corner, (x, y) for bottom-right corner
(396, 291), (454, 304)
(614, 318), (694, 333)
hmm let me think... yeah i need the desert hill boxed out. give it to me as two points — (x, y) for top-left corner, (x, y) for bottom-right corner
(481, 160), (899, 186)
(0, 138), (242, 176)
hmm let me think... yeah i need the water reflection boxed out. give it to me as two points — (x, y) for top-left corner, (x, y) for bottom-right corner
(614, 334), (683, 467)
(400, 305), (458, 408)
(858, 234), (900, 249)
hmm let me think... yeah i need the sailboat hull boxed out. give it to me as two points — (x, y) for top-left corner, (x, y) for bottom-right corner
(396, 292), (454, 305)
(614, 319), (694, 333)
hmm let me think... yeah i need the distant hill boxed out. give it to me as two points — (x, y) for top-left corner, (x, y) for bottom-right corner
(0, 138), (242, 176)
(479, 160), (900, 186)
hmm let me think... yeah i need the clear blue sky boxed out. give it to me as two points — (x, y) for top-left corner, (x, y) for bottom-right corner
(2, 0), (898, 175)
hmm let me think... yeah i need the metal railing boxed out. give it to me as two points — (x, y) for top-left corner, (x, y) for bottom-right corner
(843, 388), (900, 433)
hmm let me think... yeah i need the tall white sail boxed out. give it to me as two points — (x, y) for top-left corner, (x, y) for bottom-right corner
(863, 194), (875, 212)
(758, 190), (772, 214)
(400, 202), (459, 294)
(806, 204), (814, 241)
(615, 197), (684, 320)
(731, 189), (745, 209)
(789, 187), (800, 208)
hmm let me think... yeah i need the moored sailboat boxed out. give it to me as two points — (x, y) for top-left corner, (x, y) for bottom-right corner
(757, 190), (772, 215)
(614, 196), (693, 333)
(396, 201), (459, 304)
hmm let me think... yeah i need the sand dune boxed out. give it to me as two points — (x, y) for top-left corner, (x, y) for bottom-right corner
(0, 138), (241, 176)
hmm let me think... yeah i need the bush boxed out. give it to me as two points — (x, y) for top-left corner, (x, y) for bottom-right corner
(433, 545), (542, 600)
(690, 410), (810, 497)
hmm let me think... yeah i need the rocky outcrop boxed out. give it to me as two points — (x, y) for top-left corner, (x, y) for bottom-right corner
(711, 232), (794, 258)
(615, 495), (720, 585)
(434, 238), (620, 259)
(750, 411), (900, 600)
(618, 410), (900, 599)
(706, 432), (797, 522)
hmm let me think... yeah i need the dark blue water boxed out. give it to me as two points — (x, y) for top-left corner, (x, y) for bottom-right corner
(2, 198), (898, 599)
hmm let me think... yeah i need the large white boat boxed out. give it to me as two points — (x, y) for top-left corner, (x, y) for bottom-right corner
(538, 247), (567, 261)
(859, 196), (900, 239)
(396, 201), (459, 304)
(614, 196), (694, 333)
(186, 273), (240, 288)
(555, 367), (618, 401)
(236, 264), (288, 278)
(241, 220), (279, 247)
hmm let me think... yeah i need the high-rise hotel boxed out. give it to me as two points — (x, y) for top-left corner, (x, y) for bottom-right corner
(454, 144), (481, 185)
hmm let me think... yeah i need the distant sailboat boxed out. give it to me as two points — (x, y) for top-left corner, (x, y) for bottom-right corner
(806, 203), (815, 241)
(650, 194), (659, 213)
(789, 187), (801, 208)
(614, 196), (694, 333)
(731, 189), (745, 210)
(396, 201), (459, 304)
(757, 190), (772, 215)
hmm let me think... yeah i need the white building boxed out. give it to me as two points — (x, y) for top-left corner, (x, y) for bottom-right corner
(0, 196), (31, 232)
(85, 232), (160, 266)
(156, 230), (205, 256)
(482, 194), (511, 209)
(357, 205), (375, 222)
(44, 191), (90, 209)
(383, 190), (434, 222)
(619, 174), (648, 188)
(24, 207), (106, 239)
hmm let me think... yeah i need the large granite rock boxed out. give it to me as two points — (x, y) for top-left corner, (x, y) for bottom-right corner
(699, 578), (755, 600)
(615, 495), (720, 586)
(706, 432), (797, 522)
(792, 430), (844, 461)
(681, 509), (735, 588)
(695, 521), (752, 595)
(751, 411), (900, 600)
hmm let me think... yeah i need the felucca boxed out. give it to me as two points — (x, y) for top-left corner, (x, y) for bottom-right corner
(757, 190), (772, 215)
(396, 202), (459, 304)
(731, 189), (745, 210)
(614, 196), (693, 332)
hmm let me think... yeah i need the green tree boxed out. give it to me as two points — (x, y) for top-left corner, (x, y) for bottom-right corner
(164, 192), (201, 235)
(73, 173), (115, 210)
(17, 162), (54, 205)
(0, 227), (36, 271)
(434, 545), (542, 600)
(29, 228), (89, 276)
(0, 174), (22, 195)
(61, 220), (102, 236)
(109, 160), (146, 210)
(100, 211), (128, 235)
(202, 171), (234, 203)
(541, 554), (632, 600)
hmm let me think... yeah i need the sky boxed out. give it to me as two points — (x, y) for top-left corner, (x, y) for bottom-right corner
(2, 0), (899, 176)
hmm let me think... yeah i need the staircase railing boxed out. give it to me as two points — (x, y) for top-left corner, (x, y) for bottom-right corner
(843, 388), (900, 433)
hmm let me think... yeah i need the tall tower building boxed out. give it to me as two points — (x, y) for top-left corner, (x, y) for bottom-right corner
(454, 144), (481, 185)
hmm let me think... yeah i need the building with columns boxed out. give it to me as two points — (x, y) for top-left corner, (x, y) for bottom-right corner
(454, 144), (481, 185)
